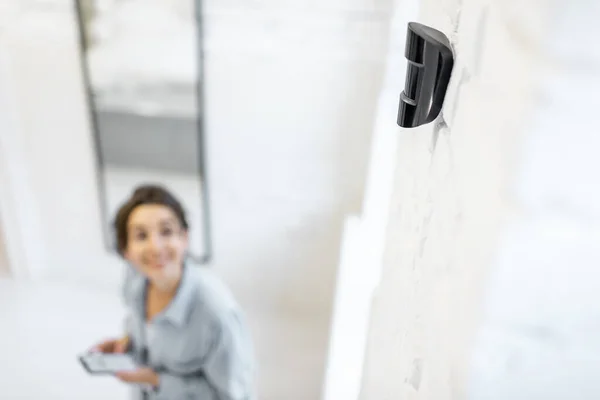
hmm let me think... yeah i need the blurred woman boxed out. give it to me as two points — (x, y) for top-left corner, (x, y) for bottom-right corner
(91, 185), (255, 400)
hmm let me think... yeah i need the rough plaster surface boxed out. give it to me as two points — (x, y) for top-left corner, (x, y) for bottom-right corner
(360, 0), (552, 398)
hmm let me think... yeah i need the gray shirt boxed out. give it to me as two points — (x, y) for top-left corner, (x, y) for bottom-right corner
(122, 264), (255, 400)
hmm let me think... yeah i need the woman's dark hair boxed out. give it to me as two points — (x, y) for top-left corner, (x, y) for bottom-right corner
(113, 184), (189, 256)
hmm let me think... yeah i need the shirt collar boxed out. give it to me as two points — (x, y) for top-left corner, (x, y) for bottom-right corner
(131, 264), (197, 327)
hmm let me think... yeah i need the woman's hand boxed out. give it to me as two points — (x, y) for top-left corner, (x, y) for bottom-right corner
(90, 336), (130, 353)
(116, 367), (160, 387)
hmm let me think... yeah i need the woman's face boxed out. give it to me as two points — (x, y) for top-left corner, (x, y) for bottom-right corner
(124, 204), (188, 287)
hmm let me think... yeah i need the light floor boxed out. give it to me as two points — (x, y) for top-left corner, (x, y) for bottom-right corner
(0, 277), (328, 400)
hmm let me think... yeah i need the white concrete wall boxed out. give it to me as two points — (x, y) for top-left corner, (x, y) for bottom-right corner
(203, 1), (392, 316)
(359, 0), (600, 399)
(467, 1), (600, 398)
(0, 2), (114, 285)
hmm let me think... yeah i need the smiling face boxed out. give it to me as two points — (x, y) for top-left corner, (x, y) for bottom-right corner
(123, 204), (189, 288)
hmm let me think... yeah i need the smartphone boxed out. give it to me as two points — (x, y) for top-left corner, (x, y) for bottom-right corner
(79, 352), (139, 375)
